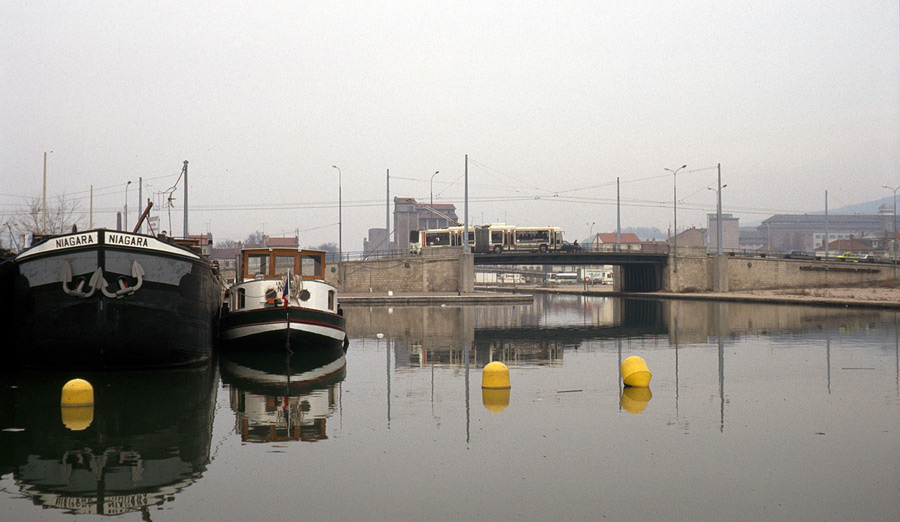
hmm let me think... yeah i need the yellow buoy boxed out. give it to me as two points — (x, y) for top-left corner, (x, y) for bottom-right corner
(482, 388), (510, 413)
(60, 379), (94, 431)
(61, 378), (94, 406)
(620, 356), (652, 387)
(482, 361), (511, 389)
(620, 386), (652, 414)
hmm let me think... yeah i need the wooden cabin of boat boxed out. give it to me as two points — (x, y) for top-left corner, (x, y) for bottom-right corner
(236, 248), (328, 283)
(228, 248), (337, 313)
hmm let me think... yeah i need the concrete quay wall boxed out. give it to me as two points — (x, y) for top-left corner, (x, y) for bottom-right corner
(664, 246), (896, 292)
(326, 250), (474, 294)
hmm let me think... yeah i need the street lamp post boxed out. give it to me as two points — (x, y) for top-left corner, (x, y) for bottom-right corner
(124, 180), (132, 232)
(664, 165), (687, 273)
(430, 170), (440, 209)
(708, 183), (727, 254)
(883, 184), (899, 280)
(331, 165), (342, 282)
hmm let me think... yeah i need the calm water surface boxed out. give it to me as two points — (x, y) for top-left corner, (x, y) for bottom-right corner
(2, 295), (899, 521)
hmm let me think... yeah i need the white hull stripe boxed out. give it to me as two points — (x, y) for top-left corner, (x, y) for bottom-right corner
(221, 321), (346, 341)
(222, 356), (347, 387)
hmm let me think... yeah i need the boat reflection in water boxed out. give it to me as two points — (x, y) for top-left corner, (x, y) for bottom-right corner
(0, 361), (217, 516)
(219, 344), (346, 443)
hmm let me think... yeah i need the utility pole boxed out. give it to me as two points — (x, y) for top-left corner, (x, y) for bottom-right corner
(183, 160), (189, 239)
(464, 155), (469, 254)
(386, 169), (390, 254)
(882, 184), (899, 280)
(716, 163), (723, 255)
(665, 165), (687, 274)
(616, 177), (621, 251)
(825, 190), (829, 260)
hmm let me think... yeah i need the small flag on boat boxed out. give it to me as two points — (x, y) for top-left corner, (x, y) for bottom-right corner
(283, 271), (290, 309)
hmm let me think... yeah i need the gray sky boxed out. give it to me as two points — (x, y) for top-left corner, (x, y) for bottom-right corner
(3, 1), (899, 250)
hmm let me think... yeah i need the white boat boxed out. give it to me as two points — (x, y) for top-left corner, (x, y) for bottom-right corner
(219, 248), (346, 350)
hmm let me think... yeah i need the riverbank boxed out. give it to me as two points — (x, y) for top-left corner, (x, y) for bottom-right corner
(339, 284), (900, 309)
(512, 284), (900, 309)
(339, 291), (533, 306)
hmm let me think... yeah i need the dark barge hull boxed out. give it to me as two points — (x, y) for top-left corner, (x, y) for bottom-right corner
(11, 229), (222, 369)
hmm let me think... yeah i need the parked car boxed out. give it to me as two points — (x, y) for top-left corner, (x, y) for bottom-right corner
(785, 251), (815, 260)
(836, 252), (860, 262)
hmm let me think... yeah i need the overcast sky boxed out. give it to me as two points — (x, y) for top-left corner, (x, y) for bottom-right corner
(2, 1), (899, 250)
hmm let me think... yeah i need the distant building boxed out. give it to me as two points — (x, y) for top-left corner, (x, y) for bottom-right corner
(814, 237), (875, 258)
(186, 233), (214, 256)
(266, 236), (299, 248)
(393, 197), (459, 252)
(669, 227), (705, 248)
(758, 213), (891, 253)
(706, 213), (740, 252)
(590, 232), (642, 251)
(363, 228), (393, 257)
(738, 227), (767, 252)
(210, 246), (240, 283)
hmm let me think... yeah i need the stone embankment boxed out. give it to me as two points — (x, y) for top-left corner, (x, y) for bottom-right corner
(338, 284), (900, 309)
(339, 291), (532, 306)
(513, 284), (900, 309)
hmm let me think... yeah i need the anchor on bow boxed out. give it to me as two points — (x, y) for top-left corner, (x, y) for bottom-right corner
(61, 261), (145, 299)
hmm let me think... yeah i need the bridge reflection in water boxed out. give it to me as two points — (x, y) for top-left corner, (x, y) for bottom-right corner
(345, 296), (667, 369)
(343, 294), (900, 430)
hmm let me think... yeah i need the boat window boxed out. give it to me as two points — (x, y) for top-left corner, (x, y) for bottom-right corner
(248, 254), (269, 277)
(237, 287), (246, 309)
(328, 290), (335, 310)
(274, 256), (294, 276)
(301, 254), (322, 277)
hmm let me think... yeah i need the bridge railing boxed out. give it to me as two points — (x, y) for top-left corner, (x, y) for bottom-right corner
(576, 243), (669, 254)
(333, 249), (410, 262)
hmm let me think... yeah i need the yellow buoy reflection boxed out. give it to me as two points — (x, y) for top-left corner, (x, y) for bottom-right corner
(482, 388), (510, 413)
(620, 386), (652, 414)
(61, 404), (94, 431)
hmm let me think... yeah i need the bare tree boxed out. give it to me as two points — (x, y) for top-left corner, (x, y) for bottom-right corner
(311, 242), (338, 255)
(245, 230), (268, 246)
(3, 195), (84, 247)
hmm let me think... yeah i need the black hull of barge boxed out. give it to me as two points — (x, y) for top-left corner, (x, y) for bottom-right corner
(16, 286), (217, 369)
(10, 229), (222, 370)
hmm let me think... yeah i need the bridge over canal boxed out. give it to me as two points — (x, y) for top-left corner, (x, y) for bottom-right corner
(474, 250), (667, 292)
(331, 246), (898, 294)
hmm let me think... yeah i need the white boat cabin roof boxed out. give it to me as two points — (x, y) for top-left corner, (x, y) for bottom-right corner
(238, 248), (327, 282)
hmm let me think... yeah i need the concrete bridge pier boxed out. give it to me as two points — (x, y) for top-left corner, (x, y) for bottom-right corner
(711, 254), (729, 292)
